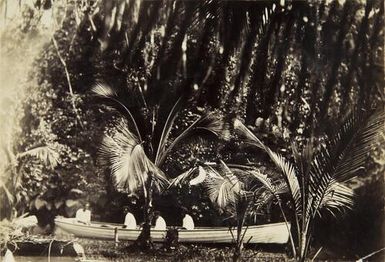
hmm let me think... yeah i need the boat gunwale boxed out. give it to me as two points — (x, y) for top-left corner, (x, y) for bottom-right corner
(54, 217), (289, 233)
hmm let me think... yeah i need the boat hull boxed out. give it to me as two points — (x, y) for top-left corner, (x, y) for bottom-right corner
(54, 217), (290, 244)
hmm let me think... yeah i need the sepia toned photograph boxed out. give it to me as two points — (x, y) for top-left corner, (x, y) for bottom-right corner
(0, 0), (384, 261)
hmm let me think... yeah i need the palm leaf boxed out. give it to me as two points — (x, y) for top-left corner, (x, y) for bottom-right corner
(248, 168), (284, 198)
(233, 119), (264, 149)
(203, 163), (241, 211)
(154, 97), (183, 166)
(333, 109), (385, 181)
(308, 109), (384, 220)
(99, 119), (168, 193)
(194, 113), (230, 139)
(249, 181), (287, 213)
(319, 181), (354, 217)
(169, 163), (222, 189)
(91, 82), (117, 98)
(157, 112), (228, 165)
(18, 146), (59, 169)
(234, 119), (302, 214)
(92, 83), (143, 142)
(168, 167), (196, 188)
(267, 150), (302, 215)
(190, 166), (207, 185)
(233, 166), (288, 214)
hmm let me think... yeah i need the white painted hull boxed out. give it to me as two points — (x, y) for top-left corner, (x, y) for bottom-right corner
(54, 217), (290, 244)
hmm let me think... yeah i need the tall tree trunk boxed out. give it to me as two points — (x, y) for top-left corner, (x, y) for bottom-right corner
(118, 0), (154, 67)
(291, 4), (316, 132)
(304, 1), (327, 137)
(226, 11), (259, 115)
(206, 4), (246, 108)
(129, 1), (163, 67)
(245, 13), (279, 125)
(364, 0), (384, 106)
(340, 0), (372, 112)
(262, 11), (294, 119)
(356, 0), (376, 108)
(319, 1), (354, 122)
(149, 1), (196, 105)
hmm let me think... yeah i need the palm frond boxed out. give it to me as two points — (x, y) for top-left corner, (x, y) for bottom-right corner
(169, 163), (221, 189)
(157, 112), (228, 165)
(318, 181), (354, 218)
(250, 190), (275, 211)
(92, 83), (143, 142)
(307, 109), (384, 220)
(168, 167), (196, 188)
(99, 120), (168, 193)
(155, 97), (183, 166)
(190, 166), (207, 185)
(18, 146), (59, 169)
(333, 109), (385, 181)
(249, 169), (288, 196)
(194, 112), (230, 139)
(249, 180), (288, 214)
(91, 82), (117, 98)
(235, 166), (289, 210)
(233, 119), (264, 149)
(233, 120), (302, 214)
(203, 164), (241, 211)
(266, 150), (302, 214)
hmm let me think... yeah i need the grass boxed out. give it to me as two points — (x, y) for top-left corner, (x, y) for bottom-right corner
(76, 239), (290, 261)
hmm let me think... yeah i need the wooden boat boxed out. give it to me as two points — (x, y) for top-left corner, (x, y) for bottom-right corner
(54, 217), (290, 244)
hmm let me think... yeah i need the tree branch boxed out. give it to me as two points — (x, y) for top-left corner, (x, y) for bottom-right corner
(52, 36), (84, 129)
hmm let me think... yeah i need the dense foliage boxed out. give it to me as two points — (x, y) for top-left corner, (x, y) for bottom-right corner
(0, 0), (383, 260)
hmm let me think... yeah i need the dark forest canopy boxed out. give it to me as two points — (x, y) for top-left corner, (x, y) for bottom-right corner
(0, 0), (384, 260)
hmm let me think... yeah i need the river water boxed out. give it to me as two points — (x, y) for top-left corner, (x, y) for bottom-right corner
(14, 257), (76, 262)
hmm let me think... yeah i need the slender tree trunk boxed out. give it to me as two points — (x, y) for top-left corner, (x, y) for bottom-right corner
(135, 174), (154, 249)
(299, 231), (307, 262)
(129, 1), (163, 66)
(118, 0), (152, 67)
(232, 200), (248, 262)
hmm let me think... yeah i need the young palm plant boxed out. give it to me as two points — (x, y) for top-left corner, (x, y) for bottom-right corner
(94, 83), (228, 248)
(170, 160), (288, 262)
(0, 145), (59, 219)
(233, 109), (385, 261)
